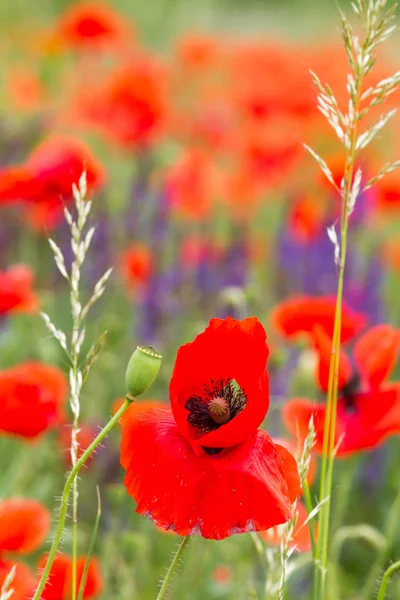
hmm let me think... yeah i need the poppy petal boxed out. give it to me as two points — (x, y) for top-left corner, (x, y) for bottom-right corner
(270, 296), (367, 343)
(283, 388), (400, 457)
(312, 325), (352, 392)
(353, 325), (400, 388)
(38, 554), (103, 600)
(121, 408), (299, 540)
(273, 437), (317, 486)
(170, 317), (269, 452)
(0, 499), (50, 554)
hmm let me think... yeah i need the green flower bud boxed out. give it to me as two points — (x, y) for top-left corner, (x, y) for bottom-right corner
(125, 345), (162, 399)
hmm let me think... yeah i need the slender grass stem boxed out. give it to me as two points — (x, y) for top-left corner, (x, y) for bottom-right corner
(32, 399), (132, 600)
(156, 536), (190, 600)
(302, 480), (317, 559)
(314, 56), (363, 600)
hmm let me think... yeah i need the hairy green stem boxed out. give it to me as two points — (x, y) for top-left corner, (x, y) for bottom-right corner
(156, 536), (190, 600)
(32, 399), (131, 600)
(376, 560), (400, 600)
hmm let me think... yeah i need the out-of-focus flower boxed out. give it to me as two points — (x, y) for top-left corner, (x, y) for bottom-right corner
(0, 265), (38, 316)
(375, 168), (400, 212)
(0, 362), (68, 439)
(38, 553), (103, 599)
(270, 295), (367, 343)
(120, 243), (153, 290)
(0, 498), (50, 554)
(6, 67), (44, 113)
(70, 57), (168, 149)
(284, 324), (400, 456)
(165, 148), (219, 220)
(211, 564), (232, 584)
(0, 135), (105, 230)
(56, 2), (132, 51)
(121, 317), (300, 539)
(0, 499), (51, 600)
(259, 501), (313, 553)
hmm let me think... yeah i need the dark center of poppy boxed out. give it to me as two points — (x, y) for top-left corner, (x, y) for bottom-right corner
(341, 371), (361, 413)
(185, 378), (246, 438)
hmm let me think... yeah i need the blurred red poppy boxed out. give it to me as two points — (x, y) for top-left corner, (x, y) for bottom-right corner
(0, 362), (68, 439)
(165, 148), (219, 220)
(38, 554), (103, 599)
(259, 501), (313, 553)
(0, 498), (50, 554)
(56, 2), (132, 51)
(71, 57), (168, 149)
(120, 244), (153, 290)
(0, 135), (105, 230)
(0, 499), (51, 600)
(0, 265), (38, 316)
(270, 295), (367, 343)
(121, 317), (300, 540)
(284, 324), (400, 456)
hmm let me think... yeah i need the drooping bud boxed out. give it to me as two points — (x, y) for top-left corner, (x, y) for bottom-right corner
(208, 397), (230, 425)
(125, 345), (162, 399)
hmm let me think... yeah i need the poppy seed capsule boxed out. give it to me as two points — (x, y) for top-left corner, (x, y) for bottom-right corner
(125, 345), (162, 398)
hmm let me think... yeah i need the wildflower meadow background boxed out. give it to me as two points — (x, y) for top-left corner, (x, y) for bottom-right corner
(1, 0), (400, 599)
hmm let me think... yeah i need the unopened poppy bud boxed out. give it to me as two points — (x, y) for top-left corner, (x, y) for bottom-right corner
(125, 345), (162, 399)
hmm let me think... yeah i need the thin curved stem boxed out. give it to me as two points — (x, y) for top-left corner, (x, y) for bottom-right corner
(361, 490), (400, 600)
(156, 536), (190, 600)
(376, 560), (400, 600)
(32, 399), (131, 600)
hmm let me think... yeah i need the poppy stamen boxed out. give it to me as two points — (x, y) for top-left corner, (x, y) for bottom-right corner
(185, 378), (247, 435)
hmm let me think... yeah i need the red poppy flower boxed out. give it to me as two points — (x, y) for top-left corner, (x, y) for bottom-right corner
(120, 244), (153, 290)
(0, 265), (38, 316)
(165, 148), (219, 220)
(284, 324), (400, 456)
(0, 560), (36, 600)
(71, 57), (168, 149)
(0, 499), (51, 600)
(270, 295), (367, 343)
(121, 317), (300, 540)
(0, 362), (68, 438)
(38, 554), (103, 599)
(0, 499), (50, 554)
(56, 2), (131, 51)
(259, 501), (313, 553)
(0, 135), (105, 230)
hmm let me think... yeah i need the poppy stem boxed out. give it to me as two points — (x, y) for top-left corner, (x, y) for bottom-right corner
(31, 398), (132, 600)
(376, 559), (400, 600)
(156, 535), (190, 600)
